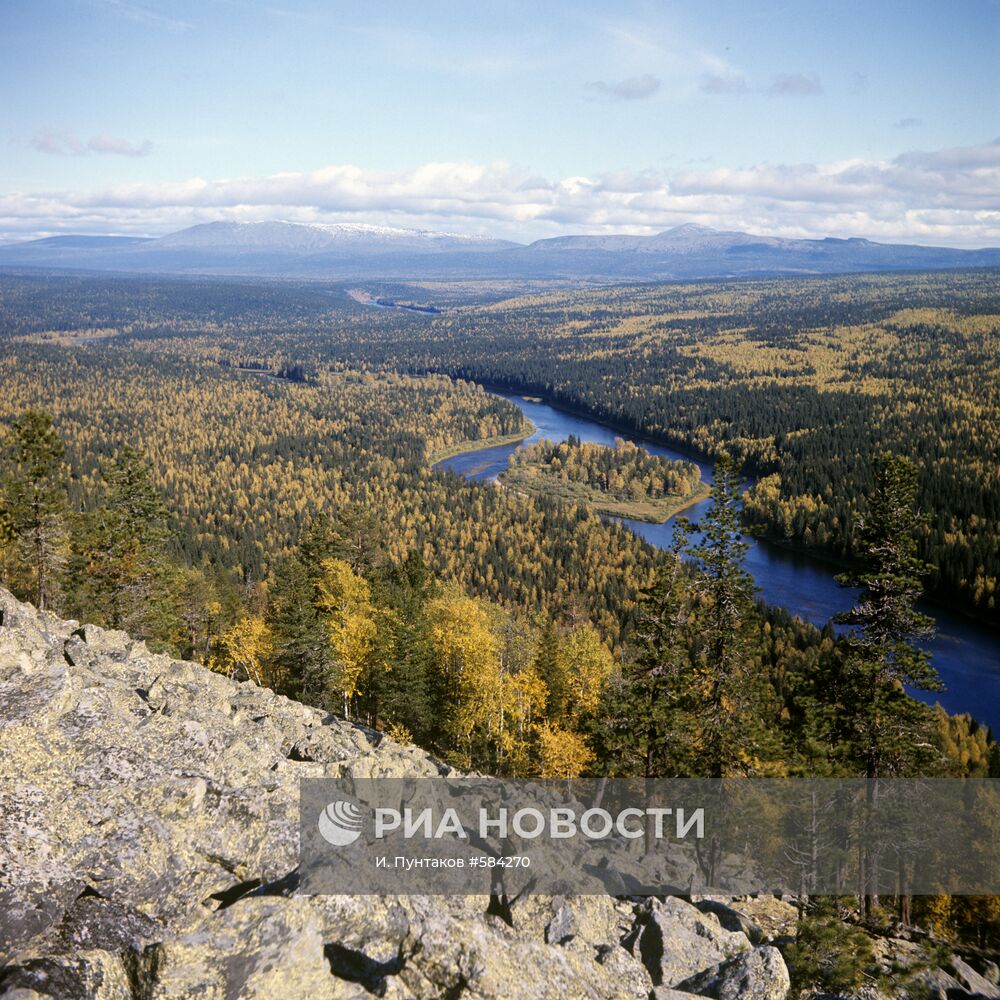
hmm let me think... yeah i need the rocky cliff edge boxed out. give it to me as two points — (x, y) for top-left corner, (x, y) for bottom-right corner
(0, 586), (883, 999)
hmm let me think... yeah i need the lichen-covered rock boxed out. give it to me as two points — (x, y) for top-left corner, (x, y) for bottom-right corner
(675, 944), (790, 1000)
(948, 955), (1000, 998)
(692, 895), (799, 945)
(2, 588), (987, 1000)
(624, 896), (753, 989)
(2, 588), (780, 999)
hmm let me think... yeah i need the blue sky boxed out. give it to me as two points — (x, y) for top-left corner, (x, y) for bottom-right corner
(1, 0), (998, 244)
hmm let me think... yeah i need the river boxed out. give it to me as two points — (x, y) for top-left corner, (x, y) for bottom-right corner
(436, 391), (1000, 729)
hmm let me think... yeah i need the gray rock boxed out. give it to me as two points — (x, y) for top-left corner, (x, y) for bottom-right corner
(545, 902), (576, 945)
(675, 944), (790, 1000)
(908, 966), (964, 999)
(626, 896), (751, 988)
(694, 894), (799, 943)
(692, 897), (765, 945)
(949, 955), (1000, 998)
(0, 588), (684, 999)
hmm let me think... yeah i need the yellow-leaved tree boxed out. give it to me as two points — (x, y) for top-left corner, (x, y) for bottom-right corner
(503, 666), (548, 775)
(538, 723), (595, 779)
(315, 557), (378, 719)
(560, 622), (615, 721)
(427, 587), (503, 764)
(214, 614), (273, 687)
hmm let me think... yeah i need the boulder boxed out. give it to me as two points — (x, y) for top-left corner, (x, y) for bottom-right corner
(692, 897), (766, 945)
(625, 896), (751, 988)
(675, 944), (790, 1000)
(949, 955), (1000, 998)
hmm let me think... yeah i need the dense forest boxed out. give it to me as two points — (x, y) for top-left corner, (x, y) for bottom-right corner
(0, 344), (662, 643)
(502, 436), (706, 521)
(2, 269), (1000, 953)
(401, 273), (999, 621)
(7, 268), (990, 619)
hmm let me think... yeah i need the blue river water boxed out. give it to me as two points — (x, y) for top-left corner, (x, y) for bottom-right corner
(437, 392), (1000, 729)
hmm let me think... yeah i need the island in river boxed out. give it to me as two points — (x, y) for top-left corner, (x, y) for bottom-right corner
(499, 436), (710, 523)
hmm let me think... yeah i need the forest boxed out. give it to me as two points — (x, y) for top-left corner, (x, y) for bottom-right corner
(8, 267), (988, 621)
(502, 436), (707, 521)
(2, 269), (1000, 955)
(91, 267), (992, 623)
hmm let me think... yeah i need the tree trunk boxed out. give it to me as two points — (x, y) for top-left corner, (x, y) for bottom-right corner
(900, 861), (911, 926)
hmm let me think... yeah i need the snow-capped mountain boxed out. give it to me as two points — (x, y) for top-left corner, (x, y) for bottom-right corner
(154, 220), (519, 253)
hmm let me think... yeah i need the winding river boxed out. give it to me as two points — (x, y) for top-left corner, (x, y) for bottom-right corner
(436, 391), (1000, 729)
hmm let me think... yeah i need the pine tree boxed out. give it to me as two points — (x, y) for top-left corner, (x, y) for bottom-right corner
(4, 410), (68, 610)
(299, 504), (387, 578)
(834, 452), (941, 780)
(684, 453), (766, 778)
(599, 535), (694, 779)
(368, 550), (437, 741)
(268, 556), (336, 707)
(71, 446), (169, 634)
(833, 452), (941, 917)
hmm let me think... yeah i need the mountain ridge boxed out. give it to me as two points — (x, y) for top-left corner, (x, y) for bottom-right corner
(1, 220), (998, 282)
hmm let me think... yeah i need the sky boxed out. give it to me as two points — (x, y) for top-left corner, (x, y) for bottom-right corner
(1, 0), (998, 245)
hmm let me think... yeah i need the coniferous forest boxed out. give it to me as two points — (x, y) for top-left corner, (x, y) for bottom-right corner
(2, 268), (1000, 951)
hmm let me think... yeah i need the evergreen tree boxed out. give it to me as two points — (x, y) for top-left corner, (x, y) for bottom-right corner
(833, 452), (941, 780)
(299, 503), (387, 578)
(534, 617), (567, 723)
(684, 452), (766, 778)
(70, 446), (169, 634)
(368, 550), (437, 741)
(599, 534), (694, 779)
(3, 410), (68, 610)
(833, 452), (941, 917)
(268, 556), (336, 707)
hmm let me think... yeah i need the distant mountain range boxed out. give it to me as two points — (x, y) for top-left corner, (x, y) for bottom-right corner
(1, 220), (998, 282)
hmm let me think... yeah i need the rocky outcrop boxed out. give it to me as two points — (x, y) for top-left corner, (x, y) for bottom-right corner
(4, 587), (998, 999)
(624, 897), (752, 990)
(0, 588), (796, 999)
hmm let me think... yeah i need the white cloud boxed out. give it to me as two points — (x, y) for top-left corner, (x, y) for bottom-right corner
(2, 139), (1000, 247)
(31, 129), (153, 157)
